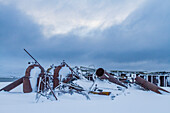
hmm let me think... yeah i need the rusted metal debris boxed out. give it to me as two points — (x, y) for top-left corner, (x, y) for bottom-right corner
(1, 49), (170, 102)
(89, 91), (111, 96)
(1, 61), (170, 101)
(96, 68), (128, 88)
(23, 64), (45, 93)
(0, 77), (24, 92)
(135, 76), (170, 94)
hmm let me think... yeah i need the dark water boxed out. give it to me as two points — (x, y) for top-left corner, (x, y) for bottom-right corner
(0, 78), (18, 82)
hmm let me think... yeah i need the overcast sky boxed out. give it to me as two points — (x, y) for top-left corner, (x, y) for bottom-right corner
(1, 0), (170, 77)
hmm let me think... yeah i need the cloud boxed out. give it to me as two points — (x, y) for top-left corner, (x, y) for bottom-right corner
(95, 0), (170, 68)
(1, 0), (170, 77)
(0, 3), (43, 76)
(0, 0), (146, 38)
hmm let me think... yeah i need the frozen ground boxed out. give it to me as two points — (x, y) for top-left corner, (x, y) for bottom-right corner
(0, 82), (170, 113)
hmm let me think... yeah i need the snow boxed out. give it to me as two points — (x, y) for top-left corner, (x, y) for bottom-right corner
(0, 82), (170, 113)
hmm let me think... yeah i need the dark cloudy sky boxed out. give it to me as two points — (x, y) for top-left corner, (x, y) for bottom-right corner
(1, 0), (170, 77)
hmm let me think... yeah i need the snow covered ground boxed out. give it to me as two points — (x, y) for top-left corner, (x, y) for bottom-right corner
(0, 82), (170, 113)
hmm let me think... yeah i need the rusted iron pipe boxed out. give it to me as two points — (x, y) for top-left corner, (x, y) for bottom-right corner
(0, 64), (45, 93)
(135, 76), (170, 94)
(96, 68), (128, 88)
(23, 64), (45, 93)
(0, 77), (24, 92)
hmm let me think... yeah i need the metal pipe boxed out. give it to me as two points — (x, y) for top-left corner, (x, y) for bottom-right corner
(23, 64), (45, 93)
(0, 77), (24, 92)
(96, 68), (128, 88)
(135, 76), (170, 94)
